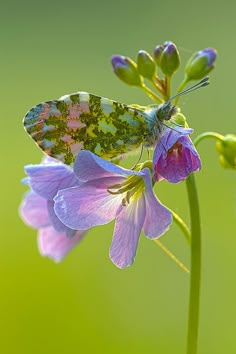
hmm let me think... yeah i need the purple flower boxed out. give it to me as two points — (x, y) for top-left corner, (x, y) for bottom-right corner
(54, 151), (172, 269)
(153, 126), (201, 183)
(19, 158), (86, 261)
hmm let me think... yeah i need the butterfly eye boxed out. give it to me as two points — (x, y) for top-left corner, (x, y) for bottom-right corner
(157, 102), (172, 121)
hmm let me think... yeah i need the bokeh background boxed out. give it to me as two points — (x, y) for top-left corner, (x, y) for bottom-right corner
(1, 0), (235, 353)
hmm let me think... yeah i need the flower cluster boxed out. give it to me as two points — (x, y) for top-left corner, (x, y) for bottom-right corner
(111, 41), (216, 101)
(20, 41), (217, 268)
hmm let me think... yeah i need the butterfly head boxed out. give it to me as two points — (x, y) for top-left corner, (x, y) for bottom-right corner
(156, 76), (210, 124)
(156, 101), (178, 122)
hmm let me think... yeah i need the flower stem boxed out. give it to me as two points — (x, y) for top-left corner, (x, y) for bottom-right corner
(185, 174), (201, 354)
(174, 77), (189, 105)
(165, 75), (172, 100)
(151, 78), (165, 95)
(172, 210), (191, 244)
(194, 131), (224, 147)
(141, 83), (164, 103)
(153, 239), (189, 273)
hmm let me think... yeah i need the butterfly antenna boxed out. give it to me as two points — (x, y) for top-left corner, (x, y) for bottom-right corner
(169, 76), (210, 102)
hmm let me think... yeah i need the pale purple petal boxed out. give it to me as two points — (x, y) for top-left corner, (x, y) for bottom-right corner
(142, 169), (172, 238)
(41, 156), (59, 164)
(54, 177), (124, 230)
(74, 150), (140, 181)
(25, 163), (79, 200)
(109, 194), (146, 268)
(38, 227), (86, 262)
(166, 125), (193, 136)
(47, 200), (77, 238)
(19, 191), (50, 228)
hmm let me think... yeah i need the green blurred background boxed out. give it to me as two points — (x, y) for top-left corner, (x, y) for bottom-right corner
(1, 0), (235, 353)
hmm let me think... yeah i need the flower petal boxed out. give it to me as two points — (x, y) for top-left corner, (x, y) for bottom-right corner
(74, 150), (140, 181)
(25, 163), (79, 200)
(142, 169), (172, 238)
(153, 130), (201, 183)
(19, 191), (50, 228)
(47, 200), (77, 238)
(153, 126), (193, 165)
(109, 194), (146, 268)
(38, 227), (86, 262)
(54, 177), (124, 230)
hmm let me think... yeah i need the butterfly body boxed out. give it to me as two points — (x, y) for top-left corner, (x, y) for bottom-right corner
(23, 92), (176, 164)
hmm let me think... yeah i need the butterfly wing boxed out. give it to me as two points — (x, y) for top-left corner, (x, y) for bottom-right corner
(23, 92), (150, 164)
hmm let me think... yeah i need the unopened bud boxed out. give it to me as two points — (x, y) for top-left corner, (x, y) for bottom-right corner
(153, 44), (164, 66)
(160, 41), (180, 76)
(111, 55), (142, 86)
(216, 134), (236, 169)
(137, 50), (156, 80)
(185, 48), (217, 81)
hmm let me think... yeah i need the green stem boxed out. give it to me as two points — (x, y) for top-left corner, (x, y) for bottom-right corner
(174, 76), (189, 105)
(151, 78), (165, 96)
(165, 75), (172, 100)
(171, 210), (191, 244)
(186, 174), (201, 354)
(141, 83), (164, 103)
(194, 131), (224, 147)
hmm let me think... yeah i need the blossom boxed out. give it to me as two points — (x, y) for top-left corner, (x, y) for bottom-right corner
(153, 125), (201, 183)
(19, 158), (86, 261)
(54, 151), (172, 268)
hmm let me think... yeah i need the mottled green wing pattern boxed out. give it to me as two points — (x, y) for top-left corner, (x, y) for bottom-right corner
(23, 92), (150, 164)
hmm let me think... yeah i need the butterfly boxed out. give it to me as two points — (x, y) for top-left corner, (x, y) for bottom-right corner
(23, 77), (209, 164)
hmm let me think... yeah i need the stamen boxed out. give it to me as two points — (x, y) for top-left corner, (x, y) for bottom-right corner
(108, 175), (145, 205)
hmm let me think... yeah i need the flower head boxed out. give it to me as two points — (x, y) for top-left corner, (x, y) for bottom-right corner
(153, 44), (164, 66)
(137, 50), (156, 79)
(159, 41), (180, 76)
(54, 151), (172, 268)
(111, 55), (143, 86)
(185, 48), (217, 81)
(216, 134), (236, 169)
(153, 125), (201, 183)
(19, 158), (86, 261)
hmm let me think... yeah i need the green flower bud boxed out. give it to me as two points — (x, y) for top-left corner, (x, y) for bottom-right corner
(216, 134), (236, 169)
(185, 48), (217, 81)
(216, 135), (236, 169)
(153, 44), (164, 66)
(174, 113), (189, 128)
(137, 50), (156, 79)
(160, 41), (180, 76)
(111, 55), (143, 86)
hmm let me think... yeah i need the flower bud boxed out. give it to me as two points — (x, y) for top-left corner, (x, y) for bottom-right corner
(185, 48), (217, 81)
(153, 44), (164, 66)
(137, 50), (156, 79)
(216, 134), (236, 169)
(173, 113), (189, 128)
(160, 41), (180, 76)
(111, 55), (143, 86)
